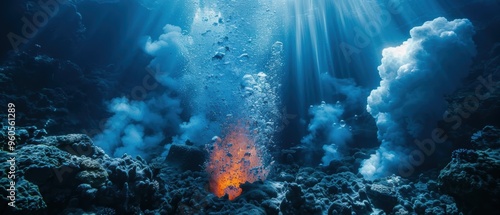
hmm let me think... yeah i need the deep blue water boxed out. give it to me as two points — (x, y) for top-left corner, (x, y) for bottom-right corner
(1, 0), (500, 214)
(2, 0), (500, 178)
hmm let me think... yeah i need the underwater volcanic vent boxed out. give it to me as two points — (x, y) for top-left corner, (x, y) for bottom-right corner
(205, 125), (271, 200)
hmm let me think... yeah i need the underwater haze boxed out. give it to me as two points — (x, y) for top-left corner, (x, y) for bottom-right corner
(1, 0), (500, 214)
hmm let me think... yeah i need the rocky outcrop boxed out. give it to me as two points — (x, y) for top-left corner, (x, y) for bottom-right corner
(0, 132), (162, 214)
(2, 126), (498, 214)
(165, 144), (207, 171)
(439, 126), (500, 214)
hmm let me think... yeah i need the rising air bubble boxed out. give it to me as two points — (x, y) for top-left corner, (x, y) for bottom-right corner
(339, 120), (346, 128)
(257, 72), (267, 79)
(271, 41), (283, 55)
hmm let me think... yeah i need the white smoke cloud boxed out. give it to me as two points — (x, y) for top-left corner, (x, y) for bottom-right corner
(320, 73), (366, 110)
(144, 24), (190, 89)
(94, 24), (188, 160)
(172, 114), (220, 145)
(360, 17), (477, 179)
(301, 73), (366, 166)
(94, 95), (182, 159)
(302, 102), (352, 166)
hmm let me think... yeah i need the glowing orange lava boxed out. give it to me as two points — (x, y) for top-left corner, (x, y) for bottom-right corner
(206, 126), (269, 200)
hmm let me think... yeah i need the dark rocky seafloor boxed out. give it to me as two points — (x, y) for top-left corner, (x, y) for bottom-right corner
(0, 124), (499, 214)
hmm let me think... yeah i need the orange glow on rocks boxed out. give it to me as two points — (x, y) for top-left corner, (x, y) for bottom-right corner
(206, 126), (269, 200)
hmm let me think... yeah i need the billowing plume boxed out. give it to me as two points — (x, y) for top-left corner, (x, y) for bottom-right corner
(94, 24), (188, 159)
(302, 102), (352, 166)
(301, 72), (367, 166)
(360, 17), (476, 179)
(93, 95), (181, 159)
(172, 114), (220, 146)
